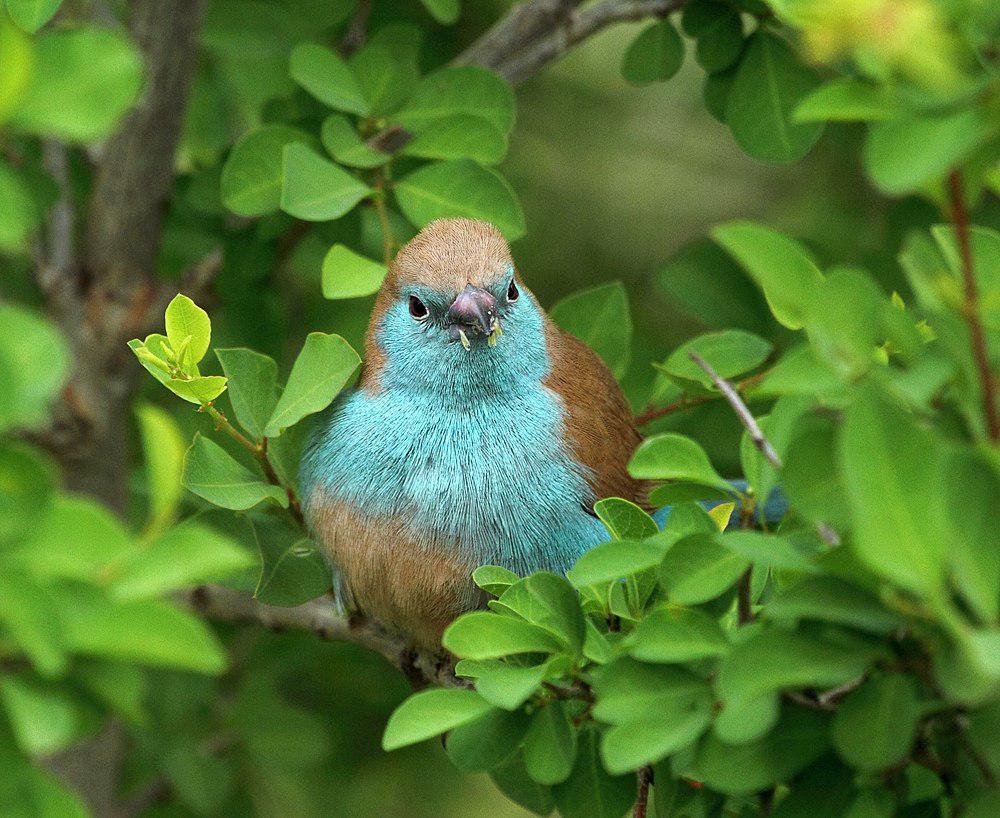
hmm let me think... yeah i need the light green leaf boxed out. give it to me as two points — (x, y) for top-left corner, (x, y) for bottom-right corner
(621, 19), (685, 86)
(472, 565), (520, 597)
(456, 659), (554, 710)
(0, 303), (69, 432)
(400, 114), (507, 165)
(864, 107), (994, 196)
(566, 536), (669, 588)
(549, 282), (632, 380)
(280, 144), (372, 222)
(658, 533), (749, 605)
(215, 347), (279, 442)
(794, 78), (897, 123)
(524, 702), (577, 785)
(182, 433), (288, 510)
(496, 573), (586, 656)
(0, 675), (96, 757)
(442, 611), (565, 659)
(718, 531), (818, 573)
(725, 31), (823, 163)
(348, 43), (419, 117)
(111, 520), (254, 601)
(165, 294), (211, 366)
(11, 27), (143, 142)
(5, 0), (63, 34)
(601, 696), (711, 774)
(628, 433), (732, 493)
(220, 125), (311, 217)
(594, 498), (658, 540)
(628, 606), (730, 663)
(394, 65), (515, 136)
(420, 0), (460, 25)
(831, 675), (919, 772)
(0, 441), (56, 545)
(0, 161), (42, 253)
(764, 576), (904, 635)
(382, 688), (492, 750)
(0, 570), (65, 677)
(320, 114), (391, 168)
(321, 244), (388, 299)
(165, 376), (228, 405)
(663, 329), (772, 387)
(135, 403), (186, 537)
(592, 660), (710, 725)
(712, 220), (825, 330)
(263, 332), (360, 437)
(289, 42), (368, 115)
(805, 267), (884, 378)
(394, 158), (525, 240)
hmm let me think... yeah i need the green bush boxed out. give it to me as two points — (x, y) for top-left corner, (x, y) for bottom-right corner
(1, 1), (997, 816)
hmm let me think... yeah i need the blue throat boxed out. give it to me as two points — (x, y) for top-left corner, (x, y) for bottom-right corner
(299, 291), (609, 576)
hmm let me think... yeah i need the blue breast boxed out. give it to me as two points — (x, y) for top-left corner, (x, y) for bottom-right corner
(299, 293), (609, 576)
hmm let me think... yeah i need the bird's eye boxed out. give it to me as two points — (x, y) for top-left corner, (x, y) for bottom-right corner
(507, 280), (519, 302)
(408, 295), (428, 320)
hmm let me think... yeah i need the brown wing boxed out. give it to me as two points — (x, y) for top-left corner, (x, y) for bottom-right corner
(543, 319), (650, 509)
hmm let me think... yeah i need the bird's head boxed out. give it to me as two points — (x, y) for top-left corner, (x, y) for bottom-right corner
(362, 218), (548, 396)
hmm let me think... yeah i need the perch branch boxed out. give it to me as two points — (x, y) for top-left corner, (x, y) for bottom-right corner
(634, 766), (652, 818)
(947, 170), (999, 442)
(458, 0), (688, 85)
(687, 351), (841, 547)
(186, 585), (461, 687)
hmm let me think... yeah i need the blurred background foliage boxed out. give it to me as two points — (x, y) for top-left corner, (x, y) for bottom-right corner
(1, 0), (998, 816)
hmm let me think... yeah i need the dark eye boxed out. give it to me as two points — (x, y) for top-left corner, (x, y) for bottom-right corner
(408, 295), (428, 320)
(507, 279), (519, 302)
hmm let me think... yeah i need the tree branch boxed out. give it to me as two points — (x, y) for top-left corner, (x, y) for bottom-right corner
(458, 0), (687, 85)
(947, 170), (999, 442)
(186, 585), (462, 688)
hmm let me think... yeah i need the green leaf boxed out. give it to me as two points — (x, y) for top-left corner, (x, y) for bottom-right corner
(442, 611), (565, 659)
(110, 520), (254, 601)
(864, 107), (994, 196)
(472, 565), (520, 597)
(394, 158), (525, 240)
(280, 144), (372, 222)
(831, 675), (919, 772)
(164, 375), (228, 405)
(781, 416), (851, 530)
(793, 78), (897, 123)
(288, 42), (368, 115)
(566, 536), (670, 588)
(840, 386), (944, 594)
(220, 125), (310, 217)
(446, 707), (530, 772)
(349, 43), (419, 117)
(10, 27), (142, 142)
(549, 282), (632, 381)
(601, 695), (712, 774)
(395, 65), (515, 136)
(628, 433), (732, 494)
(703, 66), (736, 122)
(594, 498), (658, 540)
(663, 329), (772, 387)
(0, 675), (96, 757)
(215, 348), (279, 442)
(165, 294), (211, 366)
(0, 303), (69, 433)
(321, 244), (388, 299)
(263, 332), (360, 437)
(456, 658), (555, 710)
(718, 628), (880, 711)
(718, 531), (818, 573)
(496, 573), (586, 657)
(592, 660), (710, 725)
(694, 11), (743, 73)
(764, 577), (904, 635)
(135, 403), (186, 537)
(752, 344), (847, 401)
(490, 751), (556, 816)
(524, 701), (577, 785)
(658, 533), (749, 604)
(382, 688), (492, 750)
(805, 267), (884, 378)
(252, 517), (330, 606)
(182, 433), (288, 510)
(400, 113), (508, 165)
(628, 607), (730, 663)
(621, 19), (685, 86)
(714, 692), (781, 745)
(0, 161), (42, 253)
(320, 114), (391, 168)
(420, 0), (460, 25)
(63, 592), (227, 674)
(712, 220), (825, 330)
(725, 31), (823, 163)
(5, 0), (62, 34)
(696, 707), (830, 795)
(552, 727), (635, 818)
(0, 441), (55, 544)
(0, 570), (65, 677)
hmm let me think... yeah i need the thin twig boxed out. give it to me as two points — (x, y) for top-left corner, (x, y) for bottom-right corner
(947, 170), (999, 442)
(634, 371), (767, 426)
(634, 766), (652, 818)
(340, 0), (372, 56)
(373, 171), (396, 267)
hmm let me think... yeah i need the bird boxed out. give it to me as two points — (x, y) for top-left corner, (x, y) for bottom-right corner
(299, 218), (649, 650)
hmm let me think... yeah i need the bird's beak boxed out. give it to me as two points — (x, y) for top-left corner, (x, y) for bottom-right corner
(447, 284), (502, 350)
